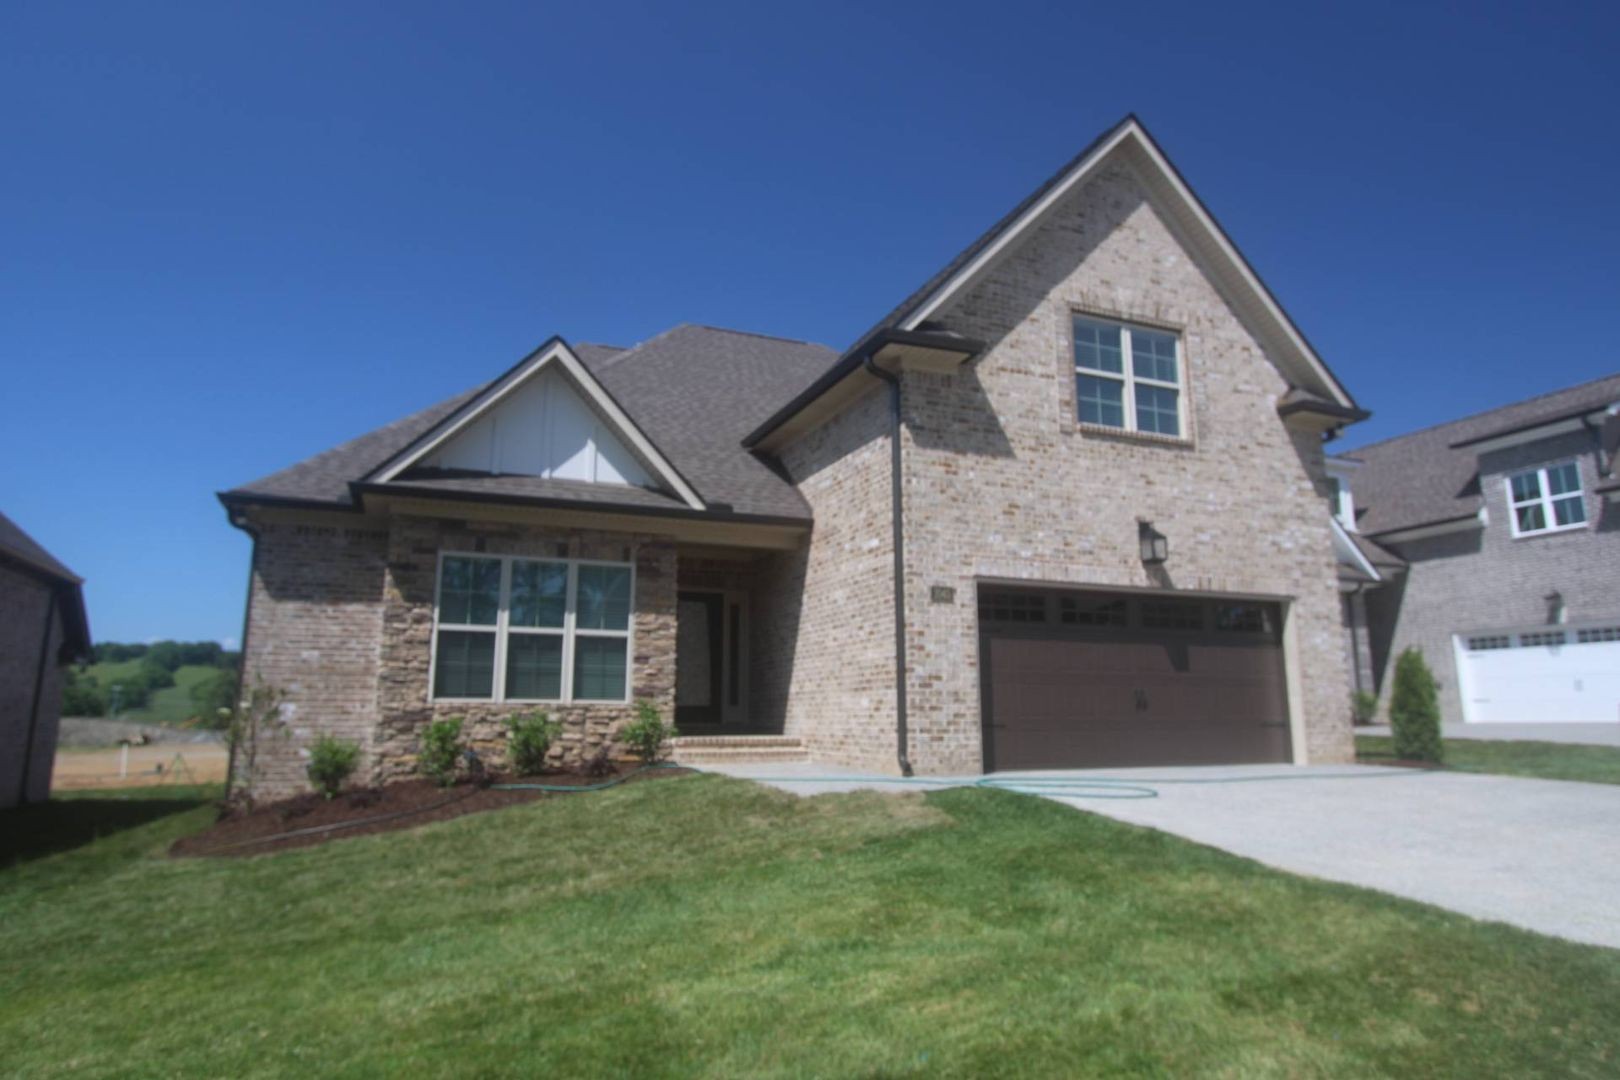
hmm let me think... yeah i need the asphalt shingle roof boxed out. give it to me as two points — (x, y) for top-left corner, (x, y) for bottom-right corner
(0, 510), (81, 584)
(225, 332), (835, 520)
(1345, 373), (1620, 536)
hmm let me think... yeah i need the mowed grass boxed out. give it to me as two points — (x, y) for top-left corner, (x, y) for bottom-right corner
(3, 776), (1618, 1078)
(1358, 735), (1620, 786)
(77, 661), (221, 726)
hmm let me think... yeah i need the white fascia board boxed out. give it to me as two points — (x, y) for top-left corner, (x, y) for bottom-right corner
(898, 121), (1355, 410)
(372, 341), (705, 510)
(1331, 516), (1380, 583)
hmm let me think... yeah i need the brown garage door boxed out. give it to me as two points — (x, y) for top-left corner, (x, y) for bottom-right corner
(979, 587), (1292, 771)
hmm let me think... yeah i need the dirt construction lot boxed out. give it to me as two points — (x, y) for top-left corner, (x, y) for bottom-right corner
(52, 745), (229, 790)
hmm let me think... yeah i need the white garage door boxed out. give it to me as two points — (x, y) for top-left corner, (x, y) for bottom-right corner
(1457, 626), (1620, 724)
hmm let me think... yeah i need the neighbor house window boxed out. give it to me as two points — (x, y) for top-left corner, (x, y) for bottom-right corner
(432, 554), (632, 702)
(1073, 315), (1183, 437)
(1506, 462), (1585, 537)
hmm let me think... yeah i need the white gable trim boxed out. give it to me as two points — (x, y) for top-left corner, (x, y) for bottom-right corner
(371, 340), (704, 510)
(898, 119), (1355, 410)
(1331, 516), (1380, 584)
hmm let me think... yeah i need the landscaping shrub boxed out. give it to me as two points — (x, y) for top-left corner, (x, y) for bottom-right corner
(620, 700), (677, 765)
(506, 711), (560, 775)
(1351, 689), (1378, 725)
(306, 735), (361, 798)
(419, 717), (465, 786)
(581, 746), (615, 778)
(1390, 648), (1443, 763)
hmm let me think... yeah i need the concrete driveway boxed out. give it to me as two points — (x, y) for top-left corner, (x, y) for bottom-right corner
(708, 762), (1620, 950)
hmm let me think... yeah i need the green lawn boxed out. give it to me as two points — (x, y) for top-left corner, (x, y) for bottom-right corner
(1358, 735), (1620, 786)
(3, 776), (1618, 1078)
(78, 661), (221, 725)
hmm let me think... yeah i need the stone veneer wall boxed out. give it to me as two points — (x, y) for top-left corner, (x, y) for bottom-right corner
(373, 514), (676, 784)
(755, 389), (903, 771)
(238, 509), (678, 798)
(895, 161), (1353, 770)
(1362, 430), (1620, 725)
(0, 561), (66, 807)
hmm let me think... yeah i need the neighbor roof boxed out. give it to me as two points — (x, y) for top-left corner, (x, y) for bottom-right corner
(0, 510), (92, 659)
(224, 329), (836, 521)
(1345, 373), (1620, 537)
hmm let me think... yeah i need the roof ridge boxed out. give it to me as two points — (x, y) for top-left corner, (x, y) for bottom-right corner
(678, 323), (833, 350)
(587, 325), (687, 373)
(1345, 370), (1620, 455)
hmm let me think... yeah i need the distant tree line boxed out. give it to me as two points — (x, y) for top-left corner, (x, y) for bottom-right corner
(62, 640), (242, 728)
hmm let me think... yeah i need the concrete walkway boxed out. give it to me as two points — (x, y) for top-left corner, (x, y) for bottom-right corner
(1361, 722), (1620, 747)
(704, 761), (1620, 950)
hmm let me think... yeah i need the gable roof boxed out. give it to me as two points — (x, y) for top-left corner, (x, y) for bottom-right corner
(744, 114), (1359, 447)
(0, 510), (92, 659)
(364, 339), (705, 509)
(223, 330), (835, 522)
(1345, 373), (1620, 537)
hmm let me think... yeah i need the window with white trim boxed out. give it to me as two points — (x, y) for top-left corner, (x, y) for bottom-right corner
(1074, 315), (1183, 437)
(432, 554), (632, 702)
(1506, 462), (1585, 536)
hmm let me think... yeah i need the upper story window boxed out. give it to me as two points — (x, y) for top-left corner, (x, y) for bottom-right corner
(1074, 315), (1183, 437)
(432, 553), (632, 703)
(1506, 461), (1586, 537)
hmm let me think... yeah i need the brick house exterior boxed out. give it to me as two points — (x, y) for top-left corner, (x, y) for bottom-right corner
(223, 117), (1373, 798)
(1341, 376), (1620, 725)
(0, 512), (92, 807)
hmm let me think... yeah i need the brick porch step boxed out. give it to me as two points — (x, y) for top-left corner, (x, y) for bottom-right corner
(671, 735), (808, 765)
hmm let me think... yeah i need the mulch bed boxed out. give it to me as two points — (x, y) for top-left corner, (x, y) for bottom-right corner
(170, 765), (690, 858)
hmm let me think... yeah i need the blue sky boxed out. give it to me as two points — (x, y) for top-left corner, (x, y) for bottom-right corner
(3, 1), (1616, 645)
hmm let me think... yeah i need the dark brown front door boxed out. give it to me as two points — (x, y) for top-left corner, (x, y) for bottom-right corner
(979, 588), (1291, 771)
(676, 592), (723, 727)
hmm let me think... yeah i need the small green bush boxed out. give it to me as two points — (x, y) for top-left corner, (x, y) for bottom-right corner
(306, 735), (361, 798)
(419, 717), (465, 786)
(1351, 690), (1378, 725)
(507, 711), (560, 775)
(620, 700), (677, 765)
(1390, 648), (1442, 764)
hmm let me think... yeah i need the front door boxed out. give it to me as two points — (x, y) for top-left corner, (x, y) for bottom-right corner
(677, 591), (724, 727)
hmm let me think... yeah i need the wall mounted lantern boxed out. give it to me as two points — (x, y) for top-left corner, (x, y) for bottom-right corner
(1138, 520), (1169, 565)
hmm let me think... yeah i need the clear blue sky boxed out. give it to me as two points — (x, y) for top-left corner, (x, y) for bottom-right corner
(4, 1), (1616, 645)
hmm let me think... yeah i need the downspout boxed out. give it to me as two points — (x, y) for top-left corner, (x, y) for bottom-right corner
(223, 512), (261, 802)
(20, 587), (58, 804)
(863, 355), (914, 777)
(1347, 584), (1365, 696)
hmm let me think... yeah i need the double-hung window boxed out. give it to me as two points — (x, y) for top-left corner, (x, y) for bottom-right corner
(1074, 315), (1183, 437)
(432, 554), (632, 702)
(1506, 462), (1586, 537)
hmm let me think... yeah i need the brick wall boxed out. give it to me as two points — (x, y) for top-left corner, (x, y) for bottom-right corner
(894, 161), (1353, 769)
(237, 514), (391, 797)
(1364, 431), (1620, 724)
(757, 389), (903, 772)
(0, 562), (65, 806)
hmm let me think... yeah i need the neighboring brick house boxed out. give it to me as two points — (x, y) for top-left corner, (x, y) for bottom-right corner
(1340, 375), (1620, 726)
(222, 116), (1373, 798)
(0, 511), (92, 807)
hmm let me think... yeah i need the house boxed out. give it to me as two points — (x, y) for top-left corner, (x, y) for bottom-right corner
(1340, 375), (1620, 725)
(0, 511), (92, 807)
(221, 116), (1371, 798)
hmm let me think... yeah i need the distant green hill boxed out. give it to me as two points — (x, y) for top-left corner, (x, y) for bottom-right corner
(73, 662), (225, 726)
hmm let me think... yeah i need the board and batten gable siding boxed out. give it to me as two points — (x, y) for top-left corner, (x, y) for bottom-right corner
(0, 561), (65, 807)
(756, 388), (903, 772)
(897, 161), (1353, 770)
(426, 367), (653, 487)
(1365, 429), (1620, 725)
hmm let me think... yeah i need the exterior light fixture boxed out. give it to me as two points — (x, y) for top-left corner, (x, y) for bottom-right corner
(1138, 520), (1168, 565)
(1545, 590), (1565, 626)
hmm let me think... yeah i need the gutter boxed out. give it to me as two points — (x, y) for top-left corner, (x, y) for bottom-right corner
(862, 354), (914, 777)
